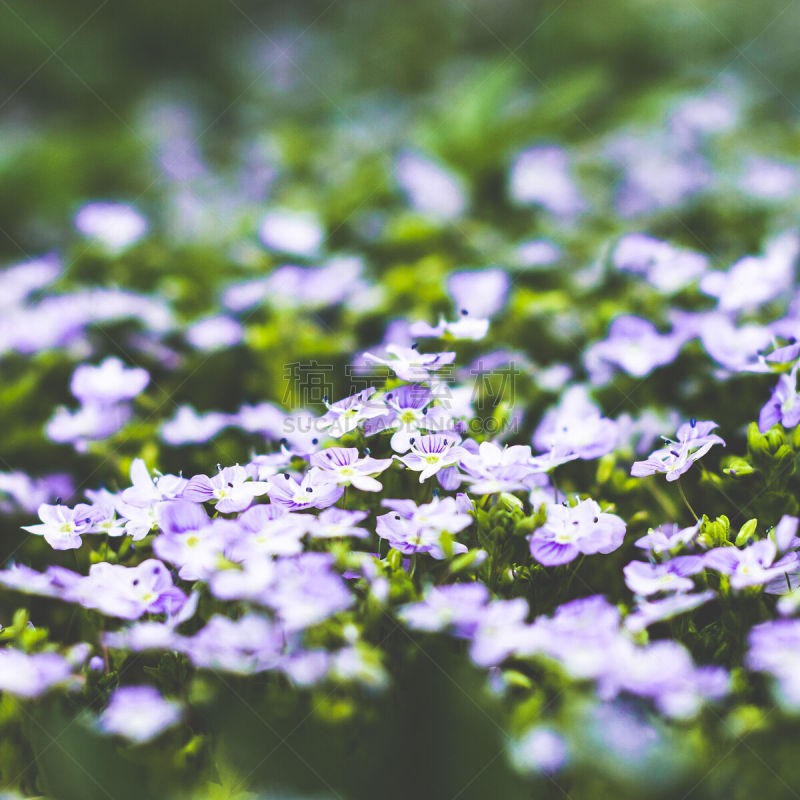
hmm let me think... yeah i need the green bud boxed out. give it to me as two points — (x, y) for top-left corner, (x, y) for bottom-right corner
(735, 518), (758, 547)
(596, 453), (615, 485)
(697, 515), (730, 548)
(447, 549), (488, 575)
(386, 548), (403, 571)
(723, 457), (755, 478)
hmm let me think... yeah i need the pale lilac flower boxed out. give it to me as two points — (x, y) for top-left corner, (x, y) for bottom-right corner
(469, 598), (535, 667)
(0, 471), (73, 514)
(269, 554), (353, 631)
(46, 403), (131, 449)
(530, 499), (625, 566)
(70, 559), (186, 620)
(22, 503), (99, 550)
(377, 496), (472, 559)
(267, 469), (343, 511)
(180, 614), (284, 674)
(748, 620), (800, 707)
(98, 686), (181, 743)
(697, 313), (773, 372)
(0, 253), (61, 309)
(362, 384), (439, 452)
(182, 465), (269, 513)
(516, 239), (562, 269)
(185, 315), (243, 351)
(317, 388), (385, 438)
(409, 313), (489, 342)
(0, 649), (72, 697)
(235, 402), (287, 439)
(585, 316), (683, 383)
(635, 521), (701, 554)
(759, 364), (800, 431)
(739, 157), (799, 200)
(396, 433), (467, 483)
(509, 145), (585, 218)
(227, 504), (308, 558)
(396, 151), (466, 220)
(70, 357), (149, 405)
(700, 231), (799, 312)
(310, 447), (393, 492)
(258, 209), (323, 257)
(362, 345), (456, 383)
(154, 519), (237, 581)
(705, 539), (797, 590)
(74, 202), (147, 252)
(448, 269), (510, 318)
(398, 583), (489, 636)
(509, 728), (569, 775)
(631, 419), (725, 481)
(623, 557), (703, 596)
(533, 385), (618, 460)
(160, 405), (231, 446)
(613, 233), (708, 293)
(308, 508), (369, 539)
(459, 441), (536, 494)
(121, 458), (188, 508)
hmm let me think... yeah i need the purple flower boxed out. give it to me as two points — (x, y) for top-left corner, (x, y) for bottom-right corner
(308, 508), (369, 539)
(759, 365), (800, 432)
(363, 384), (440, 452)
(185, 315), (243, 351)
(469, 598), (536, 667)
(509, 728), (569, 775)
(584, 316), (683, 384)
(46, 403), (131, 449)
(398, 583), (489, 636)
(182, 465), (270, 513)
(509, 145), (585, 218)
(704, 539), (797, 590)
(362, 345), (456, 383)
(181, 614), (285, 674)
(700, 231), (799, 312)
(121, 458), (187, 509)
(0, 649), (73, 697)
(70, 357), (149, 405)
(624, 590), (715, 634)
(613, 233), (708, 293)
(22, 503), (100, 550)
(160, 405), (231, 445)
(529, 499), (626, 566)
(459, 440), (536, 494)
(747, 619), (800, 707)
(396, 151), (466, 221)
(309, 447), (393, 492)
(409, 313), (489, 342)
(631, 419), (725, 481)
(267, 469), (343, 511)
(623, 556), (703, 596)
(396, 433), (467, 483)
(74, 202), (147, 252)
(98, 686), (181, 743)
(154, 518), (236, 581)
(317, 388), (385, 438)
(532, 385), (618, 461)
(258, 208), (323, 257)
(634, 521), (701, 554)
(377, 496), (472, 559)
(447, 269), (510, 318)
(69, 559), (186, 620)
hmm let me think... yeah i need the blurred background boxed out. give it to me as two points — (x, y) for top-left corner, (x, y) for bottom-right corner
(3, 2), (800, 798)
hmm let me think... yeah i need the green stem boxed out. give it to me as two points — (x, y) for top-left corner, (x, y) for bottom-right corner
(677, 479), (698, 522)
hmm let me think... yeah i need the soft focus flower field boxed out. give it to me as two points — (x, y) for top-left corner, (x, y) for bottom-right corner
(4, 1), (800, 798)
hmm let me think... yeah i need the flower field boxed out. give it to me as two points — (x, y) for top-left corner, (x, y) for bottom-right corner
(3, 1), (800, 798)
